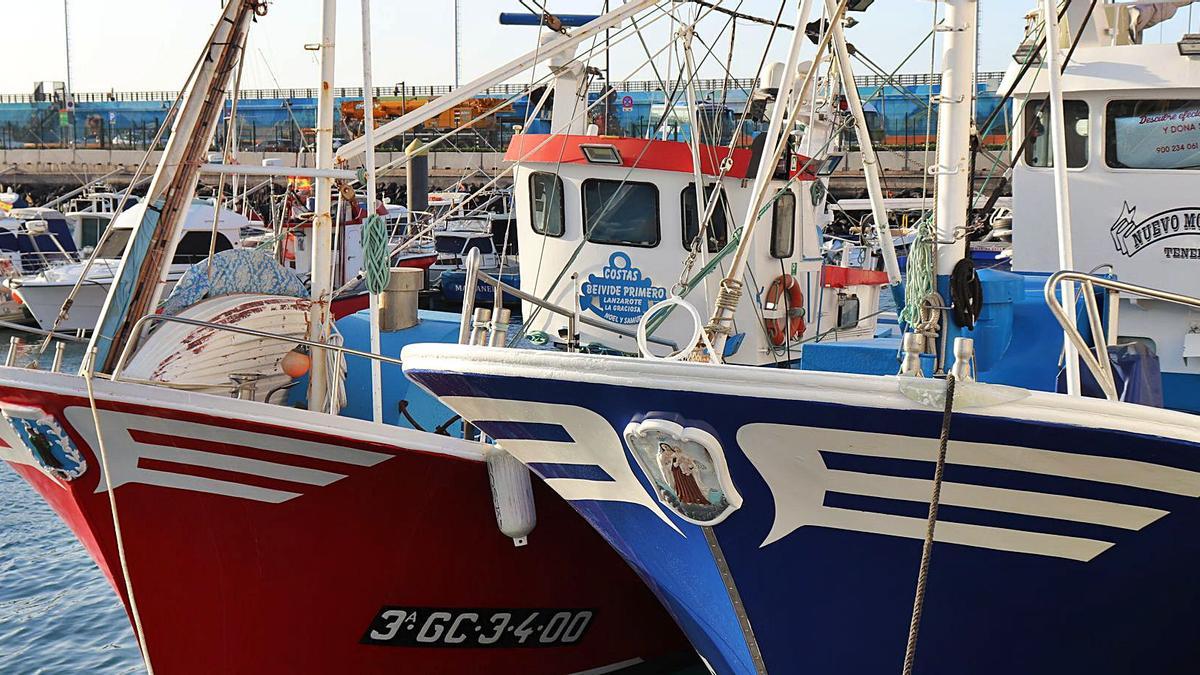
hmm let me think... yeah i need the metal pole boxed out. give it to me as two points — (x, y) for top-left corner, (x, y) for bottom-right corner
(63, 0), (74, 150)
(680, 31), (710, 256)
(932, 0), (977, 274)
(453, 0), (462, 88)
(825, 0), (900, 285)
(400, 81), (407, 148)
(1040, 0), (1080, 396)
(361, 0), (384, 424)
(307, 0), (337, 412)
(458, 248), (481, 345)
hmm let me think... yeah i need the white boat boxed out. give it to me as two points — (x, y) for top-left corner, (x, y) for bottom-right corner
(0, 207), (81, 323)
(430, 216), (502, 285)
(56, 189), (138, 252)
(11, 200), (247, 331)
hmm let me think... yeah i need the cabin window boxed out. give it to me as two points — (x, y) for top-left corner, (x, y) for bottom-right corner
(173, 231), (234, 265)
(1106, 99), (1200, 170)
(582, 179), (660, 247)
(96, 229), (132, 258)
(435, 235), (464, 255)
(771, 190), (796, 258)
(529, 172), (565, 237)
(436, 235), (494, 257)
(1024, 99), (1089, 168)
(80, 216), (108, 249)
(681, 184), (730, 252)
(96, 229), (225, 264)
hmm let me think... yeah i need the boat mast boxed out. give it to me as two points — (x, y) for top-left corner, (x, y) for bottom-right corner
(88, 0), (262, 373)
(360, 0), (384, 423)
(824, 0), (900, 285)
(308, 0), (337, 413)
(932, 0), (977, 276)
(1040, 0), (1080, 395)
(704, 0), (824, 359)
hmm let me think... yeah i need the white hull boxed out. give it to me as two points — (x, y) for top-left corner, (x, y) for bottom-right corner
(18, 277), (178, 332)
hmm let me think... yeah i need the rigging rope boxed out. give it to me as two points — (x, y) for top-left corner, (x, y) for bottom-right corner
(688, 0), (794, 30)
(900, 373), (957, 675)
(900, 214), (937, 328)
(83, 350), (155, 674)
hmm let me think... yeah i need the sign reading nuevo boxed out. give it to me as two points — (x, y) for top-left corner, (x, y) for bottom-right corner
(1110, 202), (1200, 258)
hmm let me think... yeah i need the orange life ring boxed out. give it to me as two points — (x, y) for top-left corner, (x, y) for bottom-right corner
(764, 274), (806, 346)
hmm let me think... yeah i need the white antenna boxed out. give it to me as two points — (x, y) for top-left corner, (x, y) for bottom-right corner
(454, 0), (462, 87)
(62, 0), (73, 101)
(63, 0), (74, 148)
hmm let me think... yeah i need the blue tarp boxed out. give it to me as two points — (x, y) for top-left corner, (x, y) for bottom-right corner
(161, 248), (308, 316)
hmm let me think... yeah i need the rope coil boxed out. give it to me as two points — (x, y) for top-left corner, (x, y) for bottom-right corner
(361, 213), (391, 295)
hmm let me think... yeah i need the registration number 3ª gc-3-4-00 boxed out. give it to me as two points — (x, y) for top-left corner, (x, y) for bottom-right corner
(361, 607), (595, 648)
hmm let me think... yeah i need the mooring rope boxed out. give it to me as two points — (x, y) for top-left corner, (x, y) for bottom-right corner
(901, 373), (956, 675)
(82, 349), (155, 674)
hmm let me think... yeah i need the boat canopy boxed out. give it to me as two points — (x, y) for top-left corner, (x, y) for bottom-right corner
(0, 209), (78, 265)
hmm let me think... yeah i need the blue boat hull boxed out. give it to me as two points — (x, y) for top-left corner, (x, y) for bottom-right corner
(438, 269), (521, 305)
(404, 346), (1200, 674)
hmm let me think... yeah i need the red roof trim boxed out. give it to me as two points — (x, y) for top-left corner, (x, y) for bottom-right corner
(505, 134), (755, 179)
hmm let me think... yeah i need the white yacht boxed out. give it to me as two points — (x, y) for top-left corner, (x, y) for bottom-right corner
(11, 200), (247, 331)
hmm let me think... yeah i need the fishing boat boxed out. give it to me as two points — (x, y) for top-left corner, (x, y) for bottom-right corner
(427, 187), (522, 305)
(0, 2), (692, 672)
(404, 2), (1200, 673)
(10, 200), (247, 331)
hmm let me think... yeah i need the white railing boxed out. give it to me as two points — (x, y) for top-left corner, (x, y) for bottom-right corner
(457, 248), (676, 351)
(1044, 270), (1200, 401)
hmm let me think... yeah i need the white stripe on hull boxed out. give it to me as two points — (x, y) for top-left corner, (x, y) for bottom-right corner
(62, 407), (393, 502)
(739, 423), (1200, 560)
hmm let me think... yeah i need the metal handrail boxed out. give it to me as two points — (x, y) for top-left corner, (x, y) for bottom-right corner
(457, 249), (678, 350)
(110, 313), (403, 382)
(1044, 270), (1200, 401)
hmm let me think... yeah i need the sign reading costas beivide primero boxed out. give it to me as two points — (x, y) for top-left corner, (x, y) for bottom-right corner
(1110, 202), (1200, 260)
(578, 252), (667, 325)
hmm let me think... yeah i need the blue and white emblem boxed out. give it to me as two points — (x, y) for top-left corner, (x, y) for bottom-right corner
(624, 414), (741, 526)
(1, 405), (85, 481)
(579, 252), (668, 325)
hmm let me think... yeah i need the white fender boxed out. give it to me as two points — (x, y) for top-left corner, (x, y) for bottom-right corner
(486, 447), (537, 546)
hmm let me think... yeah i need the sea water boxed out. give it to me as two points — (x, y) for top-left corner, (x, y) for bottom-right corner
(0, 333), (144, 673)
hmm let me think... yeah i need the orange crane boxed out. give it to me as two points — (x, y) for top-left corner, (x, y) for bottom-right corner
(340, 97), (514, 133)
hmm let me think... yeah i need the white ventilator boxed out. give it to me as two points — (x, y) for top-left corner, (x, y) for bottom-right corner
(486, 447), (537, 546)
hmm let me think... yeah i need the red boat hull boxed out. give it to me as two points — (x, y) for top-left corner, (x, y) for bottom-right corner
(0, 370), (689, 673)
(331, 292), (370, 318)
(330, 254), (437, 319)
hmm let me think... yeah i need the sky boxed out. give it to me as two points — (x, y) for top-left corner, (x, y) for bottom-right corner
(3, 1), (1199, 95)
